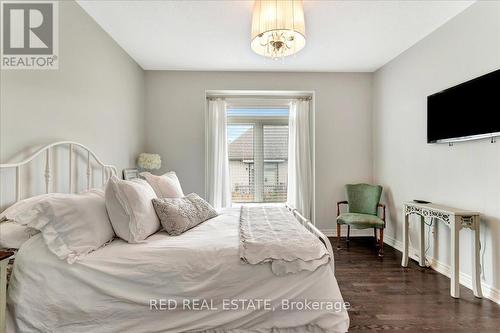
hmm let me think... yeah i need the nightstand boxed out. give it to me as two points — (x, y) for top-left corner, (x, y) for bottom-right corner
(0, 251), (14, 333)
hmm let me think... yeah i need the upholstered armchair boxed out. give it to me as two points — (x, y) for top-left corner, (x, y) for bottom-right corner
(336, 184), (386, 256)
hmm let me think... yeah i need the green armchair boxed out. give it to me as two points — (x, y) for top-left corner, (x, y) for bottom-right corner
(336, 183), (386, 256)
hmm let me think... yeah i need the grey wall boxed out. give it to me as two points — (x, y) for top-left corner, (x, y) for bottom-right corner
(0, 0), (144, 171)
(373, 1), (500, 295)
(145, 71), (373, 231)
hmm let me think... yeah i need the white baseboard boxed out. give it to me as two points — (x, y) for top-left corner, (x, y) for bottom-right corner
(320, 228), (373, 237)
(383, 234), (500, 304)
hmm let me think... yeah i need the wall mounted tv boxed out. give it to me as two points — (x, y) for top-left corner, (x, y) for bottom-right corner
(427, 69), (500, 143)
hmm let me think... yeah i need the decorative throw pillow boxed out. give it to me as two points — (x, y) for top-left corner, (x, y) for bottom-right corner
(14, 189), (114, 263)
(105, 176), (160, 243)
(152, 193), (217, 236)
(140, 171), (184, 198)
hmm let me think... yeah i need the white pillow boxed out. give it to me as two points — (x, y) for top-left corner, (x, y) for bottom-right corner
(14, 189), (114, 263)
(140, 171), (184, 198)
(0, 193), (66, 249)
(105, 176), (160, 243)
(1, 193), (65, 221)
(0, 221), (38, 249)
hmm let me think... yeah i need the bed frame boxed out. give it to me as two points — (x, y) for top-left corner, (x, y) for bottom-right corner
(0, 142), (334, 333)
(286, 205), (335, 272)
(0, 141), (117, 205)
(0, 141), (117, 333)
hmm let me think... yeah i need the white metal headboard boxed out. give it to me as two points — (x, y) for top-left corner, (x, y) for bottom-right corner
(0, 141), (117, 204)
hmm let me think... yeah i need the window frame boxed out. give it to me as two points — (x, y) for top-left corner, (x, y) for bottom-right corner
(227, 107), (289, 204)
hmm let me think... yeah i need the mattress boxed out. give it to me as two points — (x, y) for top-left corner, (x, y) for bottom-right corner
(7, 208), (349, 333)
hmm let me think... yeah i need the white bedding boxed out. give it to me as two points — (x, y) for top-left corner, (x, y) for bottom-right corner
(7, 208), (349, 333)
(239, 206), (330, 275)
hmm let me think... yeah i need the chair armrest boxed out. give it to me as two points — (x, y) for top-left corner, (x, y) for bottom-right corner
(378, 203), (386, 225)
(337, 201), (348, 217)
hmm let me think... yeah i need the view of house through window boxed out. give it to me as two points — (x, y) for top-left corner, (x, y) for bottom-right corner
(227, 108), (289, 203)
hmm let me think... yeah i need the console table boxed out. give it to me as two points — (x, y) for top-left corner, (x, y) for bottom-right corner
(401, 202), (482, 299)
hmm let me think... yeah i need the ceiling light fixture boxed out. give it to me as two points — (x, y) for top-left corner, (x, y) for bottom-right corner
(251, 0), (306, 59)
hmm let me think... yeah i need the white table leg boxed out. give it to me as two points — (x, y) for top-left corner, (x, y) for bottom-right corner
(0, 260), (7, 333)
(471, 216), (483, 298)
(401, 210), (409, 267)
(450, 216), (460, 298)
(419, 216), (425, 267)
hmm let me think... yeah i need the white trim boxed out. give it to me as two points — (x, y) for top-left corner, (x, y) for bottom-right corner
(384, 234), (500, 304)
(227, 117), (288, 125)
(206, 90), (313, 99)
(226, 98), (293, 108)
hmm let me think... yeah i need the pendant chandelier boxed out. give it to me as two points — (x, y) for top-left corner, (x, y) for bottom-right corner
(251, 0), (306, 59)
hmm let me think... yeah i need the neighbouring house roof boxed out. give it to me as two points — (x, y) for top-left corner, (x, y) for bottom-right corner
(229, 126), (288, 160)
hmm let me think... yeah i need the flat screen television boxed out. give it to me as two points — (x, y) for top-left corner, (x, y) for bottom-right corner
(427, 69), (500, 143)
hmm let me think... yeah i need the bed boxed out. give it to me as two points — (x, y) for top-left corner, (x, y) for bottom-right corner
(1, 142), (349, 333)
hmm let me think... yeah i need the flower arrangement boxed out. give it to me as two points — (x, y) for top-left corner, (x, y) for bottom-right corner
(137, 153), (161, 170)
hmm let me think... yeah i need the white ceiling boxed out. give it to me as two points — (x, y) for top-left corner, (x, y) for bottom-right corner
(77, 0), (475, 72)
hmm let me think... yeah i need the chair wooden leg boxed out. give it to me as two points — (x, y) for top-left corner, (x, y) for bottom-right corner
(336, 223), (341, 249)
(374, 228), (378, 247)
(346, 225), (350, 246)
(379, 229), (384, 257)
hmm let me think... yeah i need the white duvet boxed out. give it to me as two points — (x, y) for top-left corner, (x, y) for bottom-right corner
(239, 206), (330, 275)
(7, 209), (349, 333)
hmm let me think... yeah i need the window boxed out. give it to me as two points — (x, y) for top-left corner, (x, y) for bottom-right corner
(227, 108), (289, 203)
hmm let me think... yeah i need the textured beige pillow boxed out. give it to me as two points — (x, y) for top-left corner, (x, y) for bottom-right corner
(140, 171), (184, 198)
(152, 193), (217, 236)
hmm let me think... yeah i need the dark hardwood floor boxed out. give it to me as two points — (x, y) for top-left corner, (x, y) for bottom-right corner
(329, 237), (500, 332)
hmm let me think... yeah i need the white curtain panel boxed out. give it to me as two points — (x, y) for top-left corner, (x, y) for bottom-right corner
(205, 98), (232, 209)
(287, 99), (313, 219)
